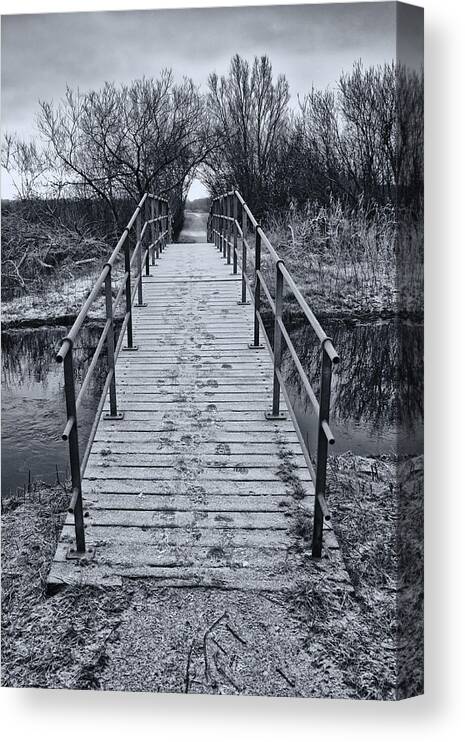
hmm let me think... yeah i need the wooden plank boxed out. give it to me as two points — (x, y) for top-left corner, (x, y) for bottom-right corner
(52, 541), (302, 569)
(87, 452), (307, 469)
(65, 510), (291, 530)
(61, 524), (291, 548)
(48, 562), (302, 591)
(90, 441), (304, 455)
(83, 493), (302, 511)
(96, 421), (298, 433)
(84, 466), (312, 482)
(82, 479), (313, 496)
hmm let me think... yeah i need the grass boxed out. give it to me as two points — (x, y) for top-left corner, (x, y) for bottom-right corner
(263, 200), (423, 318)
(290, 452), (424, 700)
(1, 482), (131, 689)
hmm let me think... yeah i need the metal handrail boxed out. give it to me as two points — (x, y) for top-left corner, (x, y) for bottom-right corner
(208, 189), (339, 558)
(57, 192), (172, 556)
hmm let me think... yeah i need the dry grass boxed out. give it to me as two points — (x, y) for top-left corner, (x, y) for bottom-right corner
(264, 201), (423, 318)
(1, 483), (131, 689)
(289, 452), (423, 699)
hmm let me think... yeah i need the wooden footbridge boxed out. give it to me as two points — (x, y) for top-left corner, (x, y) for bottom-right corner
(48, 191), (341, 591)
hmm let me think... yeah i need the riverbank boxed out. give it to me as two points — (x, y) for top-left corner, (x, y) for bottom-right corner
(2, 289), (422, 331)
(1, 273), (108, 330)
(1, 452), (422, 698)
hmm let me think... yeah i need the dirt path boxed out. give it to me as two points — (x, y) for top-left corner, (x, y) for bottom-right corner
(96, 582), (349, 697)
(178, 210), (209, 243)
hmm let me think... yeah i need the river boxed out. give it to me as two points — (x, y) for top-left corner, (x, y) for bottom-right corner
(1, 318), (423, 495)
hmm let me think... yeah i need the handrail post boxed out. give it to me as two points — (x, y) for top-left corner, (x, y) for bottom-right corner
(163, 201), (167, 250)
(123, 230), (137, 351)
(218, 197), (223, 254)
(136, 208), (146, 307)
(145, 199), (151, 277)
(237, 203), (249, 305)
(226, 193), (231, 265)
(155, 199), (160, 259)
(150, 197), (156, 266)
(103, 268), (124, 420)
(168, 201), (172, 243)
(248, 224), (264, 349)
(265, 261), (286, 419)
(232, 194), (238, 274)
(62, 345), (87, 556)
(223, 197), (227, 260)
(312, 347), (333, 557)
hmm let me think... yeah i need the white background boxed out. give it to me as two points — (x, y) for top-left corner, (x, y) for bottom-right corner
(1, 0), (464, 739)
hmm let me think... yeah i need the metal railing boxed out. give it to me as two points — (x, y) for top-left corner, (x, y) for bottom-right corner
(207, 190), (339, 557)
(57, 192), (171, 558)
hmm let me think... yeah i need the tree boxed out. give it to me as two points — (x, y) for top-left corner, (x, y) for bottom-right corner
(295, 61), (424, 211)
(38, 72), (215, 229)
(204, 54), (290, 217)
(1, 133), (49, 200)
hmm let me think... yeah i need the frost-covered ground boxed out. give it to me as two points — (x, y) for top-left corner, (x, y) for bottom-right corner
(2, 274), (105, 328)
(1, 453), (423, 699)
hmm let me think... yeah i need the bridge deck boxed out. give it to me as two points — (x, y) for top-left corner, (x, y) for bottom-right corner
(49, 242), (343, 591)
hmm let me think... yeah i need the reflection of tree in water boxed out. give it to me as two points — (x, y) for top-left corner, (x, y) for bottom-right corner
(273, 319), (423, 435)
(1, 325), (107, 399)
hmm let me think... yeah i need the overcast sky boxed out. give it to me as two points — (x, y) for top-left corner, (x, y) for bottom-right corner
(1, 2), (423, 199)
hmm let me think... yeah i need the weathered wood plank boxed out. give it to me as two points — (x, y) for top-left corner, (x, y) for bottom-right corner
(83, 493), (302, 511)
(82, 479), (313, 497)
(84, 465), (312, 482)
(87, 452), (307, 469)
(90, 441), (304, 455)
(65, 510), (291, 530)
(61, 523), (292, 548)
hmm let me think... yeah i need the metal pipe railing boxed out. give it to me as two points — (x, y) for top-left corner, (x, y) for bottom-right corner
(209, 188), (339, 558)
(56, 192), (171, 558)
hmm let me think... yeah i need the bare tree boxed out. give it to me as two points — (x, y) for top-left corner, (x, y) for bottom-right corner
(296, 61), (424, 211)
(2, 133), (50, 200)
(38, 72), (215, 228)
(204, 54), (290, 216)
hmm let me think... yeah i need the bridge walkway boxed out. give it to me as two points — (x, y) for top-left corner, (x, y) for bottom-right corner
(48, 240), (342, 590)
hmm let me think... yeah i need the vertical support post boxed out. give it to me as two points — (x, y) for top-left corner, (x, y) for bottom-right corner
(103, 268), (123, 419)
(162, 201), (167, 251)
(232, 193), (238, 274)
(167, 201), (172, 244)
(218, 198), (222, 253)
(238, 204), (249, 305)
(312, 348), (333, 558)
(226, 194), (231, 265)
(222, 197), (227, 259)
(145, 200), (150, 277)
(155, 199), (160, 259)
(123, 231), (137, 350)
(265, 261), (286, 419)
(136, 208), (145, 306)
(63, 347), (86, 555)
(150, 197), (156, 266)
(249, 224), (264, 348)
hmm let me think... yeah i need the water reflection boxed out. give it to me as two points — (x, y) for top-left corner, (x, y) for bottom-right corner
(264, 316), (423, 457)
(1, 325), (106, 494)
